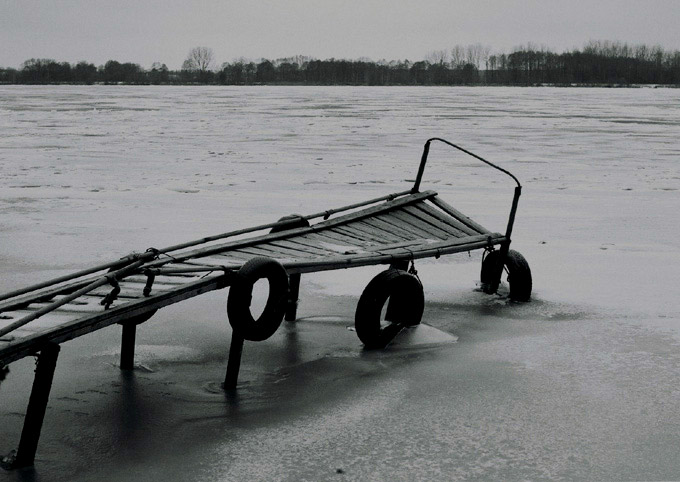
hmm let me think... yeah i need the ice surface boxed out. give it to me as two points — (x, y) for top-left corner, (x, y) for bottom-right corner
(1, 85), (679, 480)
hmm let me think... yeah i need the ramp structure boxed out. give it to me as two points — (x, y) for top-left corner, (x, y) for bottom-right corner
(0, 138), (531, 468)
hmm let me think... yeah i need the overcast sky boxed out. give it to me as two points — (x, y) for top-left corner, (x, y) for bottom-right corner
(2, 0), (679, 69)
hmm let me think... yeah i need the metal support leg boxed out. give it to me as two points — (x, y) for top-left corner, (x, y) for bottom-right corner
(491, 242), (511, 292)
(3, 343), (60, 469)
(386, 260), (410, 322)
(285, 274), (301, 321)
(224, 334), (244, 390)
(120, 323), (136, 370)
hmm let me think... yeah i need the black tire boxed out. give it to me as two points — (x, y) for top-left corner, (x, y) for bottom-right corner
(270, 215), (309, 322)
(227, 257), (290, 341)
(269, 214), (309, 233)
(480, 249), (532, 302)
(355, 269), (424, 349)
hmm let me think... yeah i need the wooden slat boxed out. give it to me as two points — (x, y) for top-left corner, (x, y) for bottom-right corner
(181, 255), (245, 267)
(304, 230), (371, 249)
(402, 205), (468, 237)
(281, 236), (337, 253)
(334, 225), (387, 245)
(21, 295), (104, 314)
(1, 274), (234, 366)
(373, 213), (437, 241)
(429, 197), (490, 234)
(284, 234), (506, 275)
(341, 222), (402, 244)
(323, 227), (375, 245)
(123, 274), (189, 286)
(1, 310), (79, 329)
(295, 234), (366, 255)
(387, 210), (451, 240)
(361, 238), (434, 253)
(84, 286), (150, 299)
(269, 239), (332, 257)
(142, 191), (437, 267)
(415, 203), (478, 236)
(352, 219), (405, 243)
(252, 243), (319, 259)
(361, 217), (417, 241)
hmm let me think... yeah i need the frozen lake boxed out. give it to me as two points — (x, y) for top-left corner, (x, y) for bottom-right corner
(1, 85), (679, 480)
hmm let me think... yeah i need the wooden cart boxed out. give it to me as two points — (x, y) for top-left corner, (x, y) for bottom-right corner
(0, 138), (531, 468)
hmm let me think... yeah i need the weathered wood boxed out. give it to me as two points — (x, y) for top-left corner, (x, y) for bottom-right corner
(336, 223), (393, 244)
(360, 217), (416, 241)
(374, 213), (437, 240)
(388, 210), (452, 239)
(11, 343), (60, 468)
(0, 257), (149, 304)
(284, 234), (506, 275)
(269, 239), (331, 257)
(430, 197), (490, 234)
(285, 273), (301, 321)
(120, 323), (136, 370)
(0, 274), (234, 366)
(0, 277), (111, 339)
(304, 230), (370, 248)
(334, 225), (387, 244)
(354, 220), (407, 243)
(360, 238), (430, 253)
(242, 244), (317, 260)
(142, 191), (437, 268)
(22, 302), (102, 315)
(85, 285), (158, 300)
(415, 203), (479, 236)
(0, 192), (419, 311)
(402, 205), (469, 237)
(277, 237), (336, 255)
(122, 274), (190, 286)
(224, 334), (244, 390)
(303, 189), (412, 222)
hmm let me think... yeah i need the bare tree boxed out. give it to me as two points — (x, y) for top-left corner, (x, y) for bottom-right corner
(450, 45), (466, 68)
(184, 46), (215, 73)
(426, 50), (449, 66)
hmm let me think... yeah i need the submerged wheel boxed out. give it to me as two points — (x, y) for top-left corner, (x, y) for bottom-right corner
(480, 249), (532, 302)
(227, 257), (290, 341)
(355, 268), (424, 349)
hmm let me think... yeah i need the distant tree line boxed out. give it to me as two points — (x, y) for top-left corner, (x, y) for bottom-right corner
(2, 42), (679, 86)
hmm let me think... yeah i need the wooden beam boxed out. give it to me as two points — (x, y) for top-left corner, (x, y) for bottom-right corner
(429, 197), (490, 234)
(224, 334), (244, 390)
(7, 343), (60, 469)
(119, 323), (136, 370)
(0, 274), (234, 366)
(142, 191), (438, 267)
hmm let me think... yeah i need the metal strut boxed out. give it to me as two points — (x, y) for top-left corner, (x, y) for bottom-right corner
(2, 343), (60, 469)
(412, 138), (523, 291)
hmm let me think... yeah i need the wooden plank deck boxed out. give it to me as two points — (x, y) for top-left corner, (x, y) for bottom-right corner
(0, 192), (505, 366)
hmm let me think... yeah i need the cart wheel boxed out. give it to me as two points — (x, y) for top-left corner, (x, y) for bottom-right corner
(227, 257), (290, 341)
(480, 249), (532, 302)
(355, 269), (424, 349)
(270, 214), (309, 233)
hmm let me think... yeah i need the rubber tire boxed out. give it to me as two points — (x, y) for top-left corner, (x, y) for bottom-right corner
(480, 249), (532, 302)
(355, 269), (424, 349)
(227, 257), (290, 341)
(270, 214), (309, 233)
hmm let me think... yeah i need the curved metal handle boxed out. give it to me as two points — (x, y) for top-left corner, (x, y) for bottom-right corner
(412, 138), (522, 241)
(411, 138), (521, 193)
